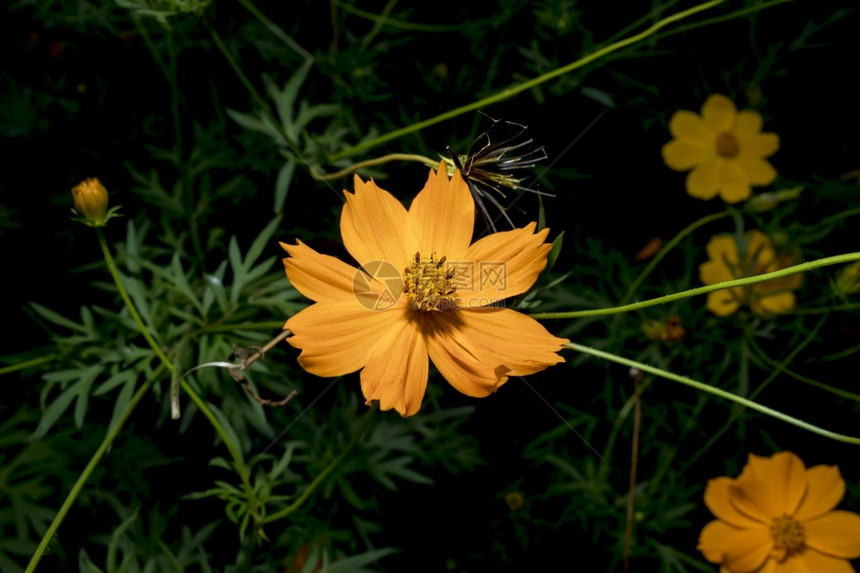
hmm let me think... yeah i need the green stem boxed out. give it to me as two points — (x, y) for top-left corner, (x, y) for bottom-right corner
(0, 354), (57, 376)
(566, 342), (860, 445)
(260, 403), (378, 525)
(531, 251), (860, 320)
(97, 229), (255, 496)
(311, 153), (439, 181)
(236, 0), (313, 61)
(25, 368), (162, 573)
(329, 0), (724, 161)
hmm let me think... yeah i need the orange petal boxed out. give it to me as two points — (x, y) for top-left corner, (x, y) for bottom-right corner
(360, 312), (428, 417)
(669, 110), (714, 143)
(698, 519), (772, 570)
(702, 94), (738, 133)
(718, 160), (752, 203)
(285, 300), (409, 377)
(804, 511), (860, 559)
(737, 132), (780, 158)
(794, 465), (845, 522)
(686, 158), (721, 199)
(424, 308), (567, 398)
(408, 163), (474, 261)
(735, 157), (777, 186)
(458, 222), (552, 303)
(281, 240), (361, 303)
(734, 110), (764, 135)
(705, 477), (769, 528)
(662, 139), (714, 171)
(340, 175), (416, 268)
(706, 289), (741, 317)
(785, 548), (855, 572)
(747, 452), (808, 516)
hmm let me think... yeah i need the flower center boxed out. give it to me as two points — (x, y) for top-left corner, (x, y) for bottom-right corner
(770, 515), (805, 557)
(715, 132), (740, 158)
(403, 252), (456, 312)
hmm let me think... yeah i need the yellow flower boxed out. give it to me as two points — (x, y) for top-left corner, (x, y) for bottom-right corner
(662, 94), (779, 203)
(281, 162), (568, 417)
(71, 178), (109, 226)
(698, 451), (860, 572)
(699, 230), (801, 317)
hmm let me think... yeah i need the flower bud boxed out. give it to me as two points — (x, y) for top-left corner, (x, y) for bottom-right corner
(833, 262), (860, 298)
(71, 178), (109, 226)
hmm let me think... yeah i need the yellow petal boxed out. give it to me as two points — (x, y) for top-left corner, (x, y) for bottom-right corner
(794, 465), (845, 522)
(458, 223), (552, 303)
(408, 163), (474, 261)
(737, 132), (780, 158)
(705, 477), (769, 528)
(804, 511), (860, 559)
(734, 110), (764, 135)
(669, 110), (714, 143)
(285, 300), (409, 377)
(718, 160), (752, 203)
(424, 307), (567, 398)
(340, 175), (416, 268)
(705, 235), (740, 267)
(706, 289), (741, 317)
(697, 519), (772, 571)
(702, 94), (738, 133)
(735, 157), (777, 186)
(744, 452), (808, 516)
(662, 139), (714, 171)
(281, 240), (363, 303)
(700, 259), (737, 285)
(686, 158), (722, 199)
(751, 292), (796, 316)
(786, 548), (855, 572)
(360, 312), (428, 417)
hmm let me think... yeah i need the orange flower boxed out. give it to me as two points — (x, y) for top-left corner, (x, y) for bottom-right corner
(71, 178), (109, 226)
(699, 231), (802, 317)
(698, 451), (860, 572)
(662, 94), (779, 203)
(281, 162), (568, 417)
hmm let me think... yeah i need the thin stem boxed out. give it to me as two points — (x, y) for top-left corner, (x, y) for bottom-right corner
(329, 0), (724, 161)
(565, 342), (860, 445)
(310, 153), (440, 181)
(98, 229), (172, 368)
(205, 18), (270, 116)
(191, 321), (286, 335)
(236, 0), (313, 61)
(532, 252), (860, 320)
(0, 354), (57, 376)
(260, 402), (378, 525)
(25, 367), (163, 573)
(623, 370), (643, 572)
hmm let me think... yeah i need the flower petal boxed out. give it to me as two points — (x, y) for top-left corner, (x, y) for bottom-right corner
(409, 163), (474, 261)
(698, 519), (772, 571)
(751, 291), (796, 316)
(706, 289), (741, 316)
(340, 175), (416, 268)
(794, 465), (846, 522)
(458, 222), (552, 302)
(669, 110), (714, 143)
(735, 157), (777, 186)
(745, 452), (808, 516)
(718, 160), (752, 203)
(705, 477), (769, 528)
(281, 240), (363, 303)
(781, 548), (855, 573)
(424, 308), (567, 398)
(737, 132), (780, 158)
(285, 300), (409, 377)
(663, 140), (715, 171)
(360, 312), (428, 417)
(700, 259), (737, 285)
(686, 158), (721, 199)
(702, 94), (738, 133)
(705, 235), (740, 267)
(804, 511), (860, 559)
(734, 110), (764, 135)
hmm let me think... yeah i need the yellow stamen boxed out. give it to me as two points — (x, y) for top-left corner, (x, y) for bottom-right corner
(715, 132), (740, 158)
(770, 515), (804, 561)
(403, 252), (456, 311)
